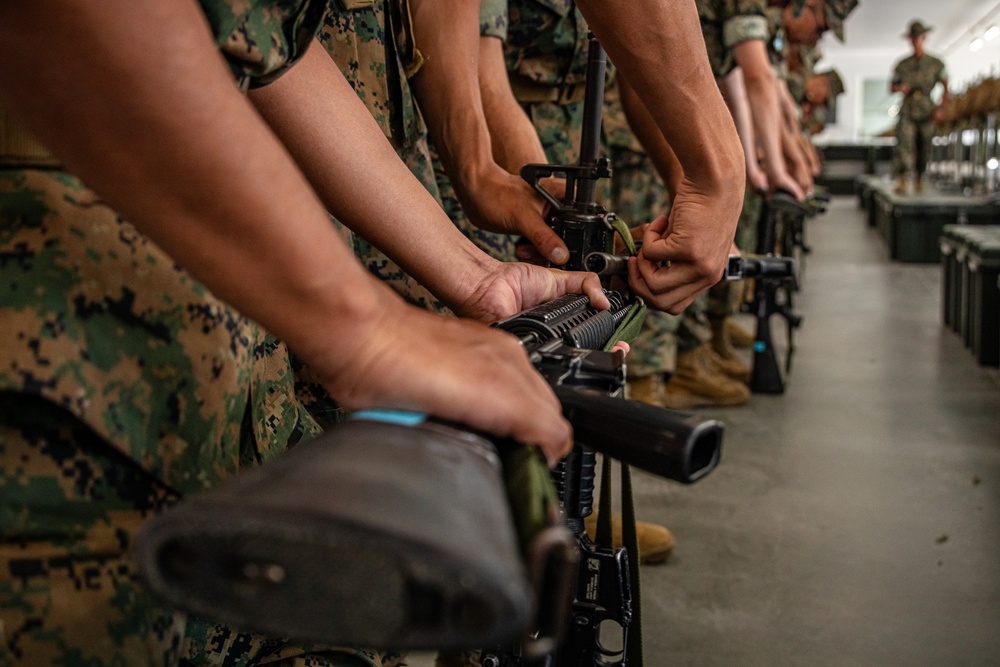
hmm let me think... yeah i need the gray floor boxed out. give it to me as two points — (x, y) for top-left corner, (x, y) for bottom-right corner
(639, 197), (1000, 666)
(412, 198), (1000, 666)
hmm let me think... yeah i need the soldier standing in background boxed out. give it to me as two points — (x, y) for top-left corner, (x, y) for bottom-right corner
(891, 20), (949, 195)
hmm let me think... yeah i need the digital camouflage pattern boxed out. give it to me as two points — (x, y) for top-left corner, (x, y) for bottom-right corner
(0, 170), (316, 495)
(0, 0), (412, 664)
(504, 0), (589, 90)
(202, 0), (330, 88)
(490, 1), (711, 377)
(318, 0), (448, 314)
(480, 0), (509, 40)
(892, 54), (946, 176)
(317, 0), (421, 149)
(319, 0), (516, 307)
(696, 0), (770, 79)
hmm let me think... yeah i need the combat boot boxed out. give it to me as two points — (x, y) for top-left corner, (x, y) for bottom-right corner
(661, 345), (751, 409)
(626, 373), (667, 407)
(705, 341), (751, 383)
(915, 175), (924, 193)
(585, 513), (676, 565)
(895, 176), (907, 195)
(710, 316), (751, 379)
(726, 319), (755, 349)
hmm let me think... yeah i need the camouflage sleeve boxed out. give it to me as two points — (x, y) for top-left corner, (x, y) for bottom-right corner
(891, 59), (904, 84)
(200, 0), (330, 87)
(480, 0), (509, 40)
(937, 57), (949, 82)
(722, 15), (769, 49)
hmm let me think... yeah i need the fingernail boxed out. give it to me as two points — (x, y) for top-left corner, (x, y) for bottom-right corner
(549, 247), (569, 264)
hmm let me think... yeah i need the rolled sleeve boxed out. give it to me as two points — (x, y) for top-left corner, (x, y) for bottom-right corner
(480, 0), (509, 40)
(722, 15), (769, 49)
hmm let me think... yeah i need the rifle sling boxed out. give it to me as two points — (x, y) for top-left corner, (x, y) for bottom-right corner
(597, 456), (643, 667)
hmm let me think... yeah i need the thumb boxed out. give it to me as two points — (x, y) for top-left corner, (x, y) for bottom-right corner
(519, 212), (570, 265)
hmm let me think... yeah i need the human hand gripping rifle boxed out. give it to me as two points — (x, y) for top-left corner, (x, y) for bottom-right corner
(479, 38), (724, 667)
(130, 36), (721, 667)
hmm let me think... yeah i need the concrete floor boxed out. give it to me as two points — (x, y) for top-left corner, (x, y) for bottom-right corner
(412, 197), (1000, 666)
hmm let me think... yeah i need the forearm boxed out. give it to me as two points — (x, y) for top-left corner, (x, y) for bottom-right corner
(479, 36), (549, 173)
(0, 0), (387, 371)
(734, 42), (787, 183)
(408, 0), (494, 187)
(249, 43), (500, 310)
(718, 68), (760, 181)
(575, 0), (744, 191)
(618, 74), (684, 196)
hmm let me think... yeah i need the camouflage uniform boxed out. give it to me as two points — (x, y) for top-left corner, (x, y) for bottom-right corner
(697, 0), (770, 80)
(317, 0), (446, 313)
(891, 53), (947, 179)
(697, 0), (769, 322)
(489, 0), (692, 376)
(0, 2), (404, 665)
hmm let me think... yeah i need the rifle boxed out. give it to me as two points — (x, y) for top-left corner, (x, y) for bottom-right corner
(746, 192), (806, 394)
(131, 294), (723, 657)
(133, 35), (724, 665)
(483, 290), (722, 667)
(481, 37), (725, 667)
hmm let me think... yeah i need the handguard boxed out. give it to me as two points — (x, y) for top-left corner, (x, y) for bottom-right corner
(494, 290), (723, 485)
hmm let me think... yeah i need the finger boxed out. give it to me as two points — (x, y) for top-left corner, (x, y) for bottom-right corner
(629, 256), (706, 314)
(611, 340), (630, 356)
(629, 257), (682, 312)
(574, 270), (611, 309)
(519, 215), (570, 265)
(645, 213), (670, 237)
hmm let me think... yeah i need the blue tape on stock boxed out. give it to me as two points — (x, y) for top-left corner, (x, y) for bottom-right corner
(351, 409), (427, 427)
(754, 341), (767, 353)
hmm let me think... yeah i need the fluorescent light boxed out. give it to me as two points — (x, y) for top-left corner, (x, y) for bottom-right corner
(971, 38), (985, 52)
(986, 25), (1000, 41)
(988, 158), (999, 170)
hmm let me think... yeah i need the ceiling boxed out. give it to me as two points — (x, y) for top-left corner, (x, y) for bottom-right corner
(823, 0), (1000, 55)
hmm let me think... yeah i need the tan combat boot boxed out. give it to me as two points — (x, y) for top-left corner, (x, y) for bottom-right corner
(915, 175), (924, 193)
(726, 319), (755, 349)
(585, 513), (676, 565)
(895, 176), (907, 195)
(661, 344), (751, 409)
(626, 373), (667, 407)
(709, 316), (752, 382)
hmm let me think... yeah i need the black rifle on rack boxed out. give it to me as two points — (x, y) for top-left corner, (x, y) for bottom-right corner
(745, 191), (807, 394)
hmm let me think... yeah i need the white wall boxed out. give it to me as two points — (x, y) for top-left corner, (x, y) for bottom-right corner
(817, 37), (1000, 143)
(815, 47), (901, 143)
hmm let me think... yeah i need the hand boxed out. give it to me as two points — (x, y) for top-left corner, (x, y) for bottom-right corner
(767, 167), (806, 201)
(319, 286), (574, 465)
(897, 83), (911, 96)
(628, 175), (743, 314)
(790, 158), (815, 196)
(933, 106), (945, 123)
(454, 260), (610, 323)
(747, 167), (769, 194)
(459, 165), (571, 265)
